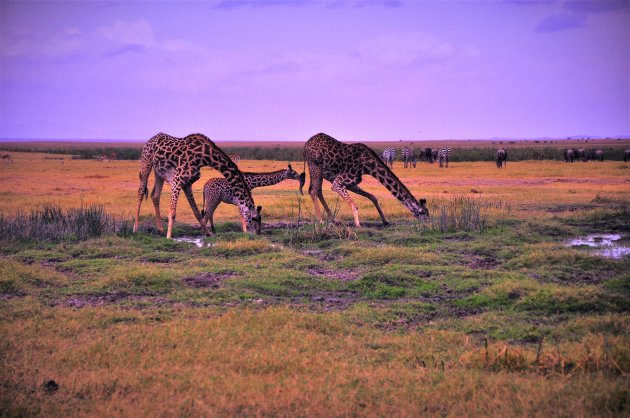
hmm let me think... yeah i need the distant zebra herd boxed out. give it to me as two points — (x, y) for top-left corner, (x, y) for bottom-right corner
(382, 146), (452, 168)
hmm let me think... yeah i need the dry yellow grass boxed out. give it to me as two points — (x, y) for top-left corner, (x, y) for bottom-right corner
(2, 304), (627, 417)
(1, 151), (628, 227)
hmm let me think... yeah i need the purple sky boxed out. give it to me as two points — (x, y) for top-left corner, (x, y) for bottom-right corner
(1, 0), (628, 141)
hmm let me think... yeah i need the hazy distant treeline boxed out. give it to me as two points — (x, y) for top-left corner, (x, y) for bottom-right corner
(1, 144), (628, 162)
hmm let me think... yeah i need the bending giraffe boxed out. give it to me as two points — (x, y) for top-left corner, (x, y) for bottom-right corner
(133, 132), (261, 239)
(201, 164), (304, 234)
(301, 133), (429, 227)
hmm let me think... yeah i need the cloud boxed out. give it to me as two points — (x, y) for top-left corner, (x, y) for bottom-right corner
(564, 0), (629, 14)
(103, 44), (147, 58)
(214, 0), (306, 9)
(214, 0), (401, 9)
(358, 32), (455, 66)
(98, 19), (156, 47)
(535, 12), (587, 32)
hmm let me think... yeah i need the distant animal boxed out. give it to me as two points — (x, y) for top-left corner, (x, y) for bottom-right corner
(437, 147), (452, 168)
(133, 132), (261, 239)
(431, 148), (438, 162)
(592, 149), (603, 162)
(624, 150), (630, 162)
(564, 149), (574, 163)
(109, 153), (117, 161)
(496, 149), (507, 168)
(229, 154), (240, 164)
(99, 154), (107, 162)
(381, 147), (396, 169)
(575, 148), (587, 162)
(301, 133), (429, 227)
(423, 147), (433, 163)
(201, 164), (302, 234)
(402, 146), (417, 168)
(0, 153), (12, 162)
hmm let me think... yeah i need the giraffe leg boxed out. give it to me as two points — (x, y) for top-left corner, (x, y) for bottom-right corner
(183, 185), (211, 236)
(151, 175), (165, 234)
(347, 184), (390, 226)
(134, 160), (152, 233)
(167, 183), (182, 239)
(331, 176), (361, 227)
(203, 197), (220, 234)
(307, 163), (329, 222)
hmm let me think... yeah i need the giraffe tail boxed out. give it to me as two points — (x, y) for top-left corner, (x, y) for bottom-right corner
(300, 149), (307, 195)
(139, 172), (149, 201)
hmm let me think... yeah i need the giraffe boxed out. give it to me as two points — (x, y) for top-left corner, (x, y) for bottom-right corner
(133, 132), (261, 239)
(301, 133), (429, 227)
(201, 164), (304, 234)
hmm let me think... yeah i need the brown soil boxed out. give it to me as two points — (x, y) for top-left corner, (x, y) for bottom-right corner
(182, 271), (239, 288)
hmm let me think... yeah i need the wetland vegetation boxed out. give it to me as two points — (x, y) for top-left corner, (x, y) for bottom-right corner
(1, 149), (629, 416)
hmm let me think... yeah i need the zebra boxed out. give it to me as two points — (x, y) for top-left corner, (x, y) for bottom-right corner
(382, 147), (396, 169)
(592, 149), (603, 162)
(564, 149), (574, 163)
(431, 148), (438, 163)
(402, 146), (416, 168)
(496, 148), (507, 168)
(437, 147), (451, 168)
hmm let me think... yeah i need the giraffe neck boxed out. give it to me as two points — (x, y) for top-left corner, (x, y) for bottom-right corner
(363, 149), (422, 218)
(200, 143), (255, 214)
(243, 169), (288, 190)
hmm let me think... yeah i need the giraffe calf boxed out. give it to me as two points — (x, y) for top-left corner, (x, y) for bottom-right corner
(201, 164), (303, 234)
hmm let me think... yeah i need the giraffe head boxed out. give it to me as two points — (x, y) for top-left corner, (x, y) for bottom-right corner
(284, 163), (301, 181)
(244, 205), (263, 234)
(413, 198), (430, 219)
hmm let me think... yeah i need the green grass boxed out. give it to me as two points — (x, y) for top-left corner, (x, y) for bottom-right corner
(1, 202), (629, 416)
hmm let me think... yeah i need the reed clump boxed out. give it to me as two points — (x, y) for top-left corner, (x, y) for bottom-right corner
(0, 204), (126, 242)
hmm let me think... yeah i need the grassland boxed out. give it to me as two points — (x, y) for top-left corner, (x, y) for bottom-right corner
(1, 150), (629, 416)
(2, 138), (629, 162)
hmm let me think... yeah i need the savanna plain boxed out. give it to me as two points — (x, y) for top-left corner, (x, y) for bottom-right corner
(1, 144), (629, 417)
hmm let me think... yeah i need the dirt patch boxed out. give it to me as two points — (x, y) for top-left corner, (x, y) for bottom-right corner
(55, 293), (171, 308)
(182, 271), (239, 288)
(302, 250), (342, 262)
(467, 255), (501, 270)
(307, 267), (361, 282)
(83, 175), (109, 179)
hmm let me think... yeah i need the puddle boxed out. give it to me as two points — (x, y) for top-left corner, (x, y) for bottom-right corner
(174, 236), (215, 248)
(568, 234), (630, 259)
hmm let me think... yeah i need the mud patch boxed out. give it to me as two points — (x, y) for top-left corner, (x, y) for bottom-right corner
(467, 256), (501, 270)
(57, 294), (170, 308)
(182, 271), (239, 288)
